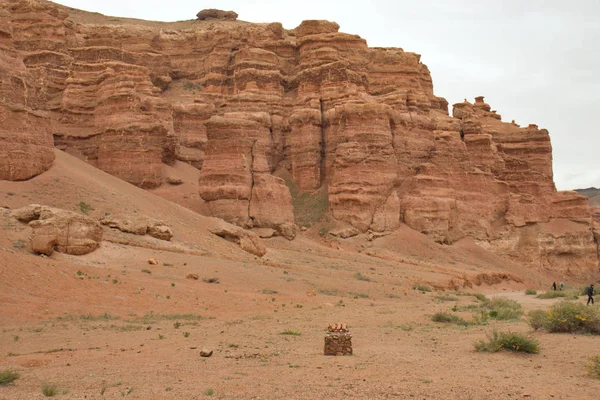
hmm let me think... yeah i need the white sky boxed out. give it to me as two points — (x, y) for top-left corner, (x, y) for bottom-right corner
(53, 0), (600, 190)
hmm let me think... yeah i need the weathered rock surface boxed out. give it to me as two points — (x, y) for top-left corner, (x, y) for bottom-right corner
(0, 5), (54, 181)
(1, 1), (597, 272)
(13, 204), (102, 255)
(100, 215), (173, 241)
(196, 9), (238, 21)
(209, 220), (266, 257)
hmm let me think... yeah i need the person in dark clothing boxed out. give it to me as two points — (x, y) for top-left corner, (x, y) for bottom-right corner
(552, 282), (557, 291)
(587, 284), (595, 305)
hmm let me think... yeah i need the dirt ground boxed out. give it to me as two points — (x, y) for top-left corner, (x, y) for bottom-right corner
(1, 151), (599, 399)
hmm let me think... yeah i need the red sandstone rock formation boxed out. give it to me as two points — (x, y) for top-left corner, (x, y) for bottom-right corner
(0, 3), (54, 181)
(1, 0), (597, 272)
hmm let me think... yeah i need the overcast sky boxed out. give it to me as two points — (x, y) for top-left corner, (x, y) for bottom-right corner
(53, 0), (600, 190)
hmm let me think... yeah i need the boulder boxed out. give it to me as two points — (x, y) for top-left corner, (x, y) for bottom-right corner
(12, 205), (103, 256)
(196, 9), (238, 21)
(330, 227), (360, 239)
(147, 222), (173, 241)
(210, 221), (266, 257)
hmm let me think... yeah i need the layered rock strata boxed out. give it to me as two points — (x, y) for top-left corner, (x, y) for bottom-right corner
(0, 5), (54, 180)
(1, 2), (597, 272)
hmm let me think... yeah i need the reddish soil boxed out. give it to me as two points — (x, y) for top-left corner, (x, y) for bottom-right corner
(0, 151), (598, 399)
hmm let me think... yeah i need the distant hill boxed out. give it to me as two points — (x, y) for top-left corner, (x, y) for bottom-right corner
(574, 187), (600, 207)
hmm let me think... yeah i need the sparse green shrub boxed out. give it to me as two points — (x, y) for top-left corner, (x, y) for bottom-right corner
(525, 289), (537, 295)
(527, 309), (547, 331)
(204, 388), (214, 396)
(412, 284), (431, 292)
(528, 301), (600, 334)
(183, 332), (190, 338)
(431, 312), (469, 326)
(78, 201), (94, 215)
(474, 330), (539, 354)
(588, 355), (600, 379)
(173, 322), (181, 329)
(0, 369), (20, 386)
(42, 383), (66, 397)
(262, 289), (278, 294)
(486, 297), (523, 320)
(280, 174), (329, 227)
(536, 291), (567, 299)
(435, 294), (459, 301)
(141, 269), (151, 274)
(280, 329), (301, 336)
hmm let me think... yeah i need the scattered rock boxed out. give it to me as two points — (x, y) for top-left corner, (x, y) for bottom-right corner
(147, 223), (173, 241)
(210, 221), (266, 257)
(166, 177), (183, 185)
(196, 9), (238, 21)
(200, 349), (213, 357)
(300, 226), (307, 232)
(186, 274), (199, 280)
(252, 228), (276, 238)
(277, 223), (297, 241)
(330, 227), (360, 239)
(100, 216), (173, 241)
(148, 259), (158, 265)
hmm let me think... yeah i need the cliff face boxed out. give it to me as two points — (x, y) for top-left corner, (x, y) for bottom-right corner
(1, 0), (598, 272)
(0, 3), (54, 180)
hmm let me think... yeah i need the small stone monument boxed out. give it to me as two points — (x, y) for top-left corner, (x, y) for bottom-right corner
(324, 323), (352, 356)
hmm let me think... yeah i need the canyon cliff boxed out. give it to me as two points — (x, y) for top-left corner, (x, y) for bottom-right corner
(1, 0), (598, 273)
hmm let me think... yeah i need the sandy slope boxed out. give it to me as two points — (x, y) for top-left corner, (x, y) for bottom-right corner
(0, 151), (598, 399)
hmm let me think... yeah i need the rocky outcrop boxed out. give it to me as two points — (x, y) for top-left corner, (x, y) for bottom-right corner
(100, 215), (173, 241)
(196, 9), (238, 21)
(1, 1), (597, 273)
(209, 220), (267, 257)
(12, 204), (102, 255)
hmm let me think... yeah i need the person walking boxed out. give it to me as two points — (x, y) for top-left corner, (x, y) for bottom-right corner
(587, 284), (595, 305)
(560, 281), (565, 291)
(552, 281), (557, 291)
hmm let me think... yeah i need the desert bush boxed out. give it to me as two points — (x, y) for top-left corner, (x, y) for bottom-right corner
(528, 301), (600, 334)
(536, 291), (565, 299)
(525, 289), (537, 295)
(0, 369), (20, 386)
(474, 330), (539, 354)
(78, 201), (94, 215)
(431, 312), (469, 326)
(486, 297), (523, 320)
(435, 294), (459, 301)
(588, 356), (600, 379)
(202, 277), (219, 284)
(536, 290), (578, 300)
(412, 284), (431, 292)
(42, 383), (66, 397)
(280, 329), (301, 336)
(527, 309), (547, 331)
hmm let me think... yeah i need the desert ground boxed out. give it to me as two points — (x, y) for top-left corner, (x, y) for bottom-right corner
(0, 151), (598, 399)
